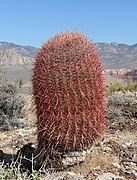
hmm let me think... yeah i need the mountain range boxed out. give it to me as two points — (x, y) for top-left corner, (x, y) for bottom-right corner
(0, 41), (137, 69)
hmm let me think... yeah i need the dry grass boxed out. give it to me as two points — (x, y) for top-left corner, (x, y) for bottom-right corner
(70, 147), (119, 176)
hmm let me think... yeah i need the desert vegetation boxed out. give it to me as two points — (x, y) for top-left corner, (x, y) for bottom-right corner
(107, 81), (137, 93)
(0, 70), (25, 131)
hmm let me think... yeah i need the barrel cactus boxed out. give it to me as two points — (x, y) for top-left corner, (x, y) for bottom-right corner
(32, 32), (105, 154)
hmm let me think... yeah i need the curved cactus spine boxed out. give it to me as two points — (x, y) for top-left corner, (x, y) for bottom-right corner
(32, 32), (105, 153)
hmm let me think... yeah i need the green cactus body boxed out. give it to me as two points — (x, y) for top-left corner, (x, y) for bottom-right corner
(32, 32), (105, 152)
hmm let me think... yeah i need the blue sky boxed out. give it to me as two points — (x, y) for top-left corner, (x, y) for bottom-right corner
(0, 0), (137, 47)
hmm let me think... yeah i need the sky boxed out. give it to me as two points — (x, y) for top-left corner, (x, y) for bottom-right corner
(0, 0), (137, 47)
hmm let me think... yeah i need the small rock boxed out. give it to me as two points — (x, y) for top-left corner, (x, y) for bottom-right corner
(125, 141), (133, 146)
(96, 172), (124, 180)
(65, 172), (84, 180)
(112, 162), (121, 169)
(101, 146), (112, 152)
(132, 170), (137, 177)
(93, 166), (101, 170)
(52, 176), (64, 180)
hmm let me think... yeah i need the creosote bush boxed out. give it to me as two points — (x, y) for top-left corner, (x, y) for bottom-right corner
(0, 72), (25, 130)
(106, 91), (136, 107)
(108, 82), (124, 93)
(108, 82), (137, 94)
(32, 32), (105, 154)
(106, 91), (137, 119)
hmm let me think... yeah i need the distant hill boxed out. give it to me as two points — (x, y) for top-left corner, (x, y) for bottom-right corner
(0, 41), (137, 69)
(0, 41), (36, 66)
(0, 41), (37, 57)
(95, 42), (137, 69)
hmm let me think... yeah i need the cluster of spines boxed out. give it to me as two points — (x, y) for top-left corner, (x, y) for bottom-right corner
(32, 32), (105, 152)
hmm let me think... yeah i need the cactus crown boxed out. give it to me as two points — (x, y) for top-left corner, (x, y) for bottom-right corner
(32, 31), (105, 152)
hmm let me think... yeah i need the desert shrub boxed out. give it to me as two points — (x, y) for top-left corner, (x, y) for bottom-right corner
(106, 91), (137, 107)
(0, 73), (25, 130)
(108, 82), (124, 93)
(15, 79), (24, 89)
(124, 82), (137, 91)
(107, 106), (123, 120)
(106, 91), (137, 119)
(0, 163), (42, 180)
(0, 70), (6, 85)
(108, 82), (137, 94)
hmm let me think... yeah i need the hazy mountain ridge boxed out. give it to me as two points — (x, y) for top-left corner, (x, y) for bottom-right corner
(95, 42), (137, 69)
(0, 49), (34, 66)
(0, 41), (37, 66)
(0, 41), (137, 69)
(0, 41), (37, 57)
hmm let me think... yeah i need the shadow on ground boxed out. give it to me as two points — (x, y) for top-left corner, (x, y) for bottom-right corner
(0, 142), (65, 176)
(0, 143), (36, 174)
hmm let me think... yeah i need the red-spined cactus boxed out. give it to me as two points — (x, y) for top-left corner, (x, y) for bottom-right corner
(32, 32), (105, 153)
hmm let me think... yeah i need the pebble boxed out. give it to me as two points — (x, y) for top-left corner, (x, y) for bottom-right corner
(65, 172), (84, 180)
(112, 162), (121, 169)
(96, 172), (124, 180)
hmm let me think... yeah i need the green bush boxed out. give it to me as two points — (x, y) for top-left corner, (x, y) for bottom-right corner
(106, 91), (137, 119)
(108, 82), (124, 93)
(107, 106), (123, 120)
(0, 72), (25, 130)
(106, 91), (135, 107)
(124, 82), (137, 91)
(108, 82), (137, 94)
